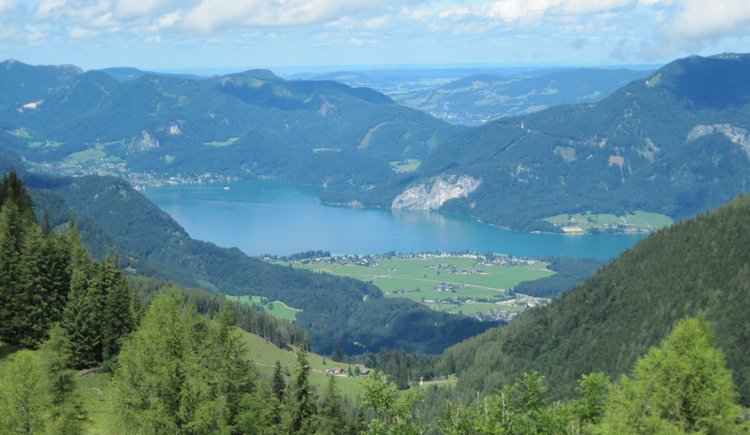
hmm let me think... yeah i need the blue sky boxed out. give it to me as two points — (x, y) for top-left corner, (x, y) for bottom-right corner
(0, 0), (749, 72)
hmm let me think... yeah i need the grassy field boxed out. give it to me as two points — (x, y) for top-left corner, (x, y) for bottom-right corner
(545, 210), (674, 233)
(389, 159), (421, 172)
(65, 149), (107, 162)
(226, 295), (302, 322)
(241, 330), (368, 399)
(278, 256), (552, 316)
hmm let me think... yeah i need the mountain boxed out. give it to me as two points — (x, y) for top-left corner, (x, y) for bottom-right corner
(392, 68), (653, 125)
(99, 67), (205, 81)
(437, 192), (750, 405)
(324, 53), (750, 231)
(0, 59), (457, 188)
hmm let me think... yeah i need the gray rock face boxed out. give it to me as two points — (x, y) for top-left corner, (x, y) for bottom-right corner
(687, 124), (750, 159)
(392, 175), (481, 210)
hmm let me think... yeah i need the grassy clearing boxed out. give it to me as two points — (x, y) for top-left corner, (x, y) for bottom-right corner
(65, 149), (107, 162)
(226, 295), (301, 322)
(203, 137), (239, 147)
(6, 128), (32, 139)
(389, 159), (421, 172)
(281, 256), (551, 316)
(545, 210), (673, 233)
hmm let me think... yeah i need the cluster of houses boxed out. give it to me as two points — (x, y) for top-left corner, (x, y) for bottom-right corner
(324, 364), (370, 376)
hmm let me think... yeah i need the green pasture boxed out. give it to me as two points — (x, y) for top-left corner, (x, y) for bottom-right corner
(545, 210), (673, 232)
(226, 295), (301, 322)
(241, 331), (368, 399)
(389, 159), (421, 172)
(65, 149), (107, 162)
(281, 256), (552, 315)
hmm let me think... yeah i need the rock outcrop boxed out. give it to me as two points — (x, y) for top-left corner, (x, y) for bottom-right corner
(391, 175), (481, 210)
(687, 124), (750, 159)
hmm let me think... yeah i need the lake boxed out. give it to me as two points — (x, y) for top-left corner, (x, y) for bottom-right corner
(142, 179), (648, 259)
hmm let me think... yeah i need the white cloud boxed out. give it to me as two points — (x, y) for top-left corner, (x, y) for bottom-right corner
(70, 26), (99, 37)
(0, 0), (17, 12)
(439, 6), (470, 18)
(350, 36), (363, 45)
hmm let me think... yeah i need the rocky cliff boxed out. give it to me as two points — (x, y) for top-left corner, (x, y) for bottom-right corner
(391, 175), (481, 210)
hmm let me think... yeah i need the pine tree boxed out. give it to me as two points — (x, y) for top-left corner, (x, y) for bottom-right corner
(289, 346), (317, 435)
(63, 222), (97, 368)
(0, 197), (26, 345)
(273, 360), (286, 403)
(102, 256), (133, 362)
(315, 376), (348, 435)
(39, 325), (85, 435)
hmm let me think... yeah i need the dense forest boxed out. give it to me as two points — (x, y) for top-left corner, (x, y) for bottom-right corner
(430, 193), (750, 409)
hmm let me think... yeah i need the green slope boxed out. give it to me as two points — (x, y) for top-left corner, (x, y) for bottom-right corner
(439, 193), (750, 405)
(329, 53), (750, 231)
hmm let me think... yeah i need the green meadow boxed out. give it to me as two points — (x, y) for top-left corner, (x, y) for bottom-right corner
(545, 210), (674, 232)
(279, 256), (552, 316)
(226, 295), (302, 322)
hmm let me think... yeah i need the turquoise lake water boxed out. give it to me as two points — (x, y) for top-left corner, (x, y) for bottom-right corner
(142, 179), (648, 259)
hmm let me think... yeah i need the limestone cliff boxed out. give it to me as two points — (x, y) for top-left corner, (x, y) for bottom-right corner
(687, 124), (750, 159)
(391, 175), (481, 210)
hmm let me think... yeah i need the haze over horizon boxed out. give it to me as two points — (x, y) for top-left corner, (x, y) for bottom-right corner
(0, 0), (748, 71)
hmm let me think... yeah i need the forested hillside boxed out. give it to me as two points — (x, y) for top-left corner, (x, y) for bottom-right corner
(324, 53), (750, 231)
(434, 193), (750, 407)
(0, 59), (457, 187)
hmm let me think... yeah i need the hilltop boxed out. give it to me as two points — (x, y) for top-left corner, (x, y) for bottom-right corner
(0, 59), (456, 188)
(323, 53), (750, 232)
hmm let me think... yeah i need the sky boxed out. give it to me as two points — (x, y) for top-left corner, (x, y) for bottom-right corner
(0, 0), (749, 72)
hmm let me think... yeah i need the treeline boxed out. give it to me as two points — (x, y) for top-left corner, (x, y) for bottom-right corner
(510, 255), (608, 298)
(360, 316), (747, 435)
(0, 171), (137, 367)
(0, 290), (361, 435)
(128, 276), (310, 350)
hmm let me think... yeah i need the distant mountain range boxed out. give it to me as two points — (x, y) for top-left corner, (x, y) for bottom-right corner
(0, 59), (456, 188)
(392, 68), (653, 125)
(323, 53), (750, 231)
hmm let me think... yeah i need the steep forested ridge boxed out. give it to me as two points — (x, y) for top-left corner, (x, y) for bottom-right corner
(437, 193), (750, 405)
(326, 53), (750, 231)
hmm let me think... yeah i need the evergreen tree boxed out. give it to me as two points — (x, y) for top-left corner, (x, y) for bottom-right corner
(315, 376), (348, 435)
(594, 316), (745, 435)
(0, 197), (26, 345)
(273, 360), (286, 403)
(102, 255), (134, 362)
(289, 346), (317, 435)
(39, 325), (85, 435)
(331, 341), (345, 362)
(62, 222), (96, 368)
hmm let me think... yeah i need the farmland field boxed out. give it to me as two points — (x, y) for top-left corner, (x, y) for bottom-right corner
(277, 256), (552, 316)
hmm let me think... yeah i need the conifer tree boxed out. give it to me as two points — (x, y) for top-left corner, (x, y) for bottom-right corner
(0, 197), (26, 345)
(39, 325), (85, 435)
(315, 376), (348, 435)
(289, 346), (317, 435)
(102, 255), (134, 362)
